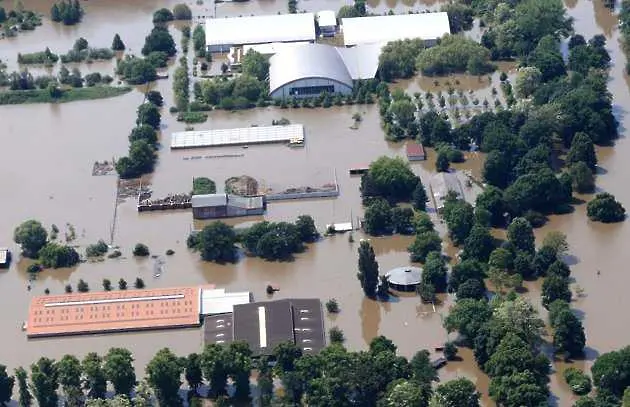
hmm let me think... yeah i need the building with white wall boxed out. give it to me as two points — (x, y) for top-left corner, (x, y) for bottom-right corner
(205, 13), (316, 53)
(342, 12), (451, 47)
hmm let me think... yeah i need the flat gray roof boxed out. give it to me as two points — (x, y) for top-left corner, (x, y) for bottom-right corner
(203, 314), (234, 346)
(233, 300), (295, 356)
(171, 125), (304, 149)
(342, 12), (450, 46)
(205, 13), (316, 47)
(191, 193), (227, 208)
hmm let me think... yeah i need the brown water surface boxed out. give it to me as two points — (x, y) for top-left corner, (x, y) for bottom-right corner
(0, 0), (629, 405)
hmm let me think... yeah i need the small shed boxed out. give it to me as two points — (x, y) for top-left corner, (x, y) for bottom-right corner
(406, 142), (426, 161)
(0, 248), (10, 268)
(317, 10), (337, 36)
(385, 266), (422, 292)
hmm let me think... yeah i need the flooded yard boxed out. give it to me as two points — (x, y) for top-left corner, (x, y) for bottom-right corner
(0, 0), (629, 405)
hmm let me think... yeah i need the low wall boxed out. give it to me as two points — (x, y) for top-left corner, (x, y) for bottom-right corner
(137, 202), (192, 212)
(265, 189), (339, 201)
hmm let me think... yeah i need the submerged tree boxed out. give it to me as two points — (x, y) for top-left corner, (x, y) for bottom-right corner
(357, 240), (379, 297)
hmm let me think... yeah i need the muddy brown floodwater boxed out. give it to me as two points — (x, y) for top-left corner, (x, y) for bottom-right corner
(0, 0), (629, 405)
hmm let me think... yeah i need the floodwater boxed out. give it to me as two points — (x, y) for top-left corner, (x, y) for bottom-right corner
(0, 0), (628, 405)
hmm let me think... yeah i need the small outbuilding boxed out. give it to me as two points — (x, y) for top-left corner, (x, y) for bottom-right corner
(191, 193), (266, 219)
(406, 142), (426, 161)
(317, 10), (337, 37)
(0, 248), (10, 268)
(385, 266), (422, 292)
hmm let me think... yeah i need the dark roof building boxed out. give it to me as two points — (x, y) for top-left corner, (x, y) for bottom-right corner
(205, 299), (325, 356)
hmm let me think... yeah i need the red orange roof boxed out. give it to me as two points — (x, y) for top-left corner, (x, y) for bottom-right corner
(26, 286), (208, 338)
(406, 142), (425, 157)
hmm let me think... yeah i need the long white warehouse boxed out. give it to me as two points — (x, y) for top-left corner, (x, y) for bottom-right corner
(171, 124), (305, 149)
(342, 12), (451, 46)
(205, 13), (316, 53)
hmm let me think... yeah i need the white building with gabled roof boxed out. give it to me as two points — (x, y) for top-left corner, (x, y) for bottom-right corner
(341, 12), (451, 47)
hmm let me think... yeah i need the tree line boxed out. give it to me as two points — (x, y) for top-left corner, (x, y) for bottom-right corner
(0, 337), (485, 407)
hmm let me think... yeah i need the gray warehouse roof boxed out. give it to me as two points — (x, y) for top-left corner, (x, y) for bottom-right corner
(205, 13), (316, 47)
(269, 44), (353, 95)
(342, 12), (451, 46)
(269, 43), (381, 95)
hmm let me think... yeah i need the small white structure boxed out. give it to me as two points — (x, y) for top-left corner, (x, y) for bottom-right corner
(205, 13), (316, 53)
(342, 12), (451, 46)
(0, 248), (9, 267)
(317, 10), (337, 37)
(200, 288), (252, 316)
(171, 124), (305, 149)
(326, 222), (354, 232)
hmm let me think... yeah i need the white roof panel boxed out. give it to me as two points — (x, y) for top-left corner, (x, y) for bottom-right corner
(342, 12), (451, 46)
(337, 42), (383, 80)
(191, 194), (227, 208)
(200, 288), (251, 316)
(171, 124), (305, 149)
(317, 10), (336, 27)
(243, 42), (312, 56)
(206, 13), (316, 47)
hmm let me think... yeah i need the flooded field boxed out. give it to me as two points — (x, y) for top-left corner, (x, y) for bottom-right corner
(0, 0), (629, 405)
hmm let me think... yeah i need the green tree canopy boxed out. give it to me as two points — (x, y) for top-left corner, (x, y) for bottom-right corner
(431, 377), (480, 407)
(104, 348), (136, 396)
(14, 220), (48, 258)
(142, 26), (176, 57)
(378, 39), (424, 81)
(408, 230), (442, 263)
(0, 365), (14, 406)
(152, 8), (174, 23)
(364, 199), (393, 235)
(30, 357), (59, 407)
(357, 240), (379, 297)
(587, 193), (626, 223)
(567, 132), (597, 171)
(241, 50), (269, 82)
(194, 222), (237, 263)
(362, 156), (418, 203)
(82, 352), (107, 400)
(507, 217), (535, 255)
(146, 348), (183, 406)
(111, 33), (125, 51)
(422, 251), (448, 293)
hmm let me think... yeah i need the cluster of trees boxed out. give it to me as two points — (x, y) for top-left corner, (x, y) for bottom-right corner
(445, 295), (551, 406)
(241, 216), (319, 261)
(442, 224), (588, 406)
(192, 25), (207, 59)
(587, 193), (626, 223)
(580, 345), (630, 405)
(360, 156), (430, 235)
(13, 220), (80, 268)
(379, 88), (418, 140)
(195, 74), (266, 110)
(187, 215), (319, 263)
(17, 48), (59, 65)
(141, 26), (176, 58)
(152, 4), (192, 23)
(173, 56), (190, 112)
(115, 101), (161, 178)
(0, 6), (42, 35)
(479, 0), (572, 60)
(417, 35), (495, 76)
(50, 0), (83, 25)
(0, 336), (485, 407)
(441, 2), (474, 33)
(193, 50), (268, 110)
(59, 37), (114, 64)
(116, 56), (158, 85)
(378, 39), (424, 82)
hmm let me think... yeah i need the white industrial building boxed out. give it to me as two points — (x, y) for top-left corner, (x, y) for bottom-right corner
(269, 43), (382, 99)
(342, 12), (451, 47)
(205, 13), (316, 53)
(317, 10), (337, 37)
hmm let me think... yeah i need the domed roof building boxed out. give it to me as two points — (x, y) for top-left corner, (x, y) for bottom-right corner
(385, 266), (422, 292)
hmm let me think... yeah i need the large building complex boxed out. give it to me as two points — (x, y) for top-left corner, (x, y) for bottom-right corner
(205, 13), (316, 53)
(268, 43), (381, 99)
(204, 299), (325, 356)
(26, 286), (251, 338)
(341, 12), (451, 46)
